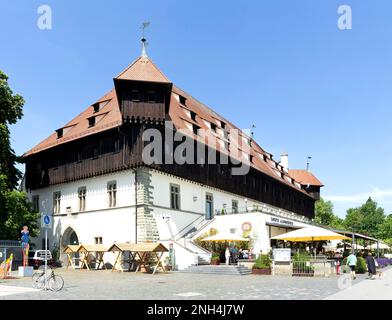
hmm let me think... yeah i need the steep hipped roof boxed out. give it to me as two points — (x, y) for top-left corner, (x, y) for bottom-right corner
(23, 54), (318, 196)
(289, 170), (324, 187)
(168, 85), (311, 195)
(115, 56), (171, 83)
(23, 89), (122, 156)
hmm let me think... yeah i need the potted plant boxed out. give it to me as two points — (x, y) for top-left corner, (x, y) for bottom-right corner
(211, 253), (220, 265)
(252, 254), (271, 275)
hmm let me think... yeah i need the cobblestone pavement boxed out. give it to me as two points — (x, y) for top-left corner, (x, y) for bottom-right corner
(0, 268), (382, 300)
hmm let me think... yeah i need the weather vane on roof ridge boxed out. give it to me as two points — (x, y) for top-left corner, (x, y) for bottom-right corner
(141, 21), (150, 58)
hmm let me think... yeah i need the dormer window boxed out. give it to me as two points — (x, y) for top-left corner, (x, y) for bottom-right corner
(190, 111), (197, 121)
(221, 121), (226, 129)
(147, 91), (155, 103)
(131, 90), (140, 101)
(192, 124), (199, 135)
(88, 117), (95, 127)
(210, 122), (217, 132)
(56, 128), (63, 139)
(93, 103), (100, 113)
(179, 95), (186, 106)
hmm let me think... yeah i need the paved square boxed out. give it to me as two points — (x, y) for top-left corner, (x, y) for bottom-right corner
(0, 267), (390, 300)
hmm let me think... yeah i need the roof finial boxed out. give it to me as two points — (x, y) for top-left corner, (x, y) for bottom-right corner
(306, 156), (312, 171)
(141, 21), (150, 58)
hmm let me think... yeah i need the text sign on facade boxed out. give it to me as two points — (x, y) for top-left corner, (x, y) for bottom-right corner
(270, 217), (294, 226)
(273, 248), (291, 262)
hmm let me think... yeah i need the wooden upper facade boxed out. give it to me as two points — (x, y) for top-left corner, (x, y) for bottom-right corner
(23, 53), (322, 218)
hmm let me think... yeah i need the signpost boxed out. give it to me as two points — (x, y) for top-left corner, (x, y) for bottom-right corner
(41, 213), (52, 290)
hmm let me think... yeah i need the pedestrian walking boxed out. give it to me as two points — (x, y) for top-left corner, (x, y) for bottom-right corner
(366, 252), (377, 280)
(346, 252), (357, 280)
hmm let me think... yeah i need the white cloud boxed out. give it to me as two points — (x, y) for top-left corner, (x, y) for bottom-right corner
(325, 186), (392, 203)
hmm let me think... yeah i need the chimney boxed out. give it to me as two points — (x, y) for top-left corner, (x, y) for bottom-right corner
(280, 153), (289, 172)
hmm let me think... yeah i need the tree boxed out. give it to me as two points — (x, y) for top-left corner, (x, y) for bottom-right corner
(0, 70), (24, 189)
(0, 70), (39, 239)
(315, 198), (344, 229)
(344, 198), (385, 238)
(379, 214), (392, 241)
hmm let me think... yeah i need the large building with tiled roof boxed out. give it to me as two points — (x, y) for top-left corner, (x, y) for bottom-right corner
(23, 37), (323, 269)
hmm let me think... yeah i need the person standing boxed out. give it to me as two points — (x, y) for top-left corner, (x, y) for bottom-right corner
(346, 252), (357, 280)
(21, 226), (30, 267)
(225, 247), (230, 265)
(366, 252), (377, 280)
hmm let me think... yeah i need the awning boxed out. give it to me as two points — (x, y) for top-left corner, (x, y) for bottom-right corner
(367, 242), (390, 250)
(271, 226), (350, 242)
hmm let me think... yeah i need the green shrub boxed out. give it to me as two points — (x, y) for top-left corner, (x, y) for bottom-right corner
(356, 257), (367, 273)
(253, 254), (271, 269)
(292, 252), (312, 262)
(211, 253), (220, 262)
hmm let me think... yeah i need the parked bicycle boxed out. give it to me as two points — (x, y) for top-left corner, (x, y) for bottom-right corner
(32, 266), (64, 291)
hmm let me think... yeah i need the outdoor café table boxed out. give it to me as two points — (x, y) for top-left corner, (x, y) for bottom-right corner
(77, 244), (108, 270)
(63, 245), (81, 270)
(133, 243), (168, 275)
(108, 242), (168, 275)
(108, 243), (138, 272)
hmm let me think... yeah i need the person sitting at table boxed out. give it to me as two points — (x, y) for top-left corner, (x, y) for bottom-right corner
(242, 250), (249, 259)
(238, 248), (244, 260)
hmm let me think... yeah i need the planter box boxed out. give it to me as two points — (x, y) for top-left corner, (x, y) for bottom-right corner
(252, 268), (271, 275)
(18, 266), (34, 277)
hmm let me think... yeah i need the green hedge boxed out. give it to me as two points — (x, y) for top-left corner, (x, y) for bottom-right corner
(253, 254), (271, 269)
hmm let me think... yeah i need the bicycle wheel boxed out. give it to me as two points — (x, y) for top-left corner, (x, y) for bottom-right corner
(48, 274), (64, 292)
(32, 273), (45, 289)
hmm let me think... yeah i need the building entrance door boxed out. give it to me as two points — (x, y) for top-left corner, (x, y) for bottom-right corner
(62, 227), (80, 267)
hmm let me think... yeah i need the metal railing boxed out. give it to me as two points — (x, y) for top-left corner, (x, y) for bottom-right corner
(291, 260), (335, 277)
(0, 240), (20, 247)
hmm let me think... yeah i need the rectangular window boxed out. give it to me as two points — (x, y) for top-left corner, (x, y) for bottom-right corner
(147, 91), (155, 103)
(53, 192), (61, 214)
(93, 146), (99, 159)
(78, 187), (86, 212)
(170, 184), (180, 210)
(88, 117), (95, 127)
(232, 200), (238, 214)
(94, 237), (103, 245)
(205, 193), (214, 220)
(192, 124), (199, 135)
(131, 90), (140, 101)
(77, 151), (83, 162)
(32, 195), (39, 212)
(179, 95), (186, 105)
(190, 111), (197, 121)
(114, 140), (120, 153)
(108, 181), (117, 207)
(56, 129), (63, 139)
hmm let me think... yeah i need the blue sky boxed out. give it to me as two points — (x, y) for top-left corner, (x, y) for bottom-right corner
(1, 0), (392, 217)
